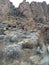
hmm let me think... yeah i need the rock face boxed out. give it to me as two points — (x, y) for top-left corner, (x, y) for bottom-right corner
(19, 0), (33, 18)
(0, 0), (10, 19)
(30, 1), (49, 23)
(0, 0), (49, 65)
(0, 0), (49, 23)
(0, 0), (16, 21)
(18, 1), (49, 23)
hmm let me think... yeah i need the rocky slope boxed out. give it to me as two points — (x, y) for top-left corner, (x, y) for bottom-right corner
(0, 0), (49, 65)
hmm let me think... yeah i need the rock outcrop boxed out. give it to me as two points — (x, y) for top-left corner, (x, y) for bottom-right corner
(30, 1), (49, 23)
(0, 0), (49, 65)
(0, 0), (17, 21)
(18, 0), (33, 18)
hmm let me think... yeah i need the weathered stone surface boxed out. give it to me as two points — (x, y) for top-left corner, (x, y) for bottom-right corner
(19, 0), (33, 18)
(18, 0), (35, 30)
(0, 0), (17, 21)
(30, 1), (49, 23)
(0, 0), (49, 65)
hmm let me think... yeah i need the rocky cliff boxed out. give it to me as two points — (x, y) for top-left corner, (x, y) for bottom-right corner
(0, 0), (17, 21)
(18, 1), (49, 23)
(0, 0), (49, 23)
(0, 0), (49, 65)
